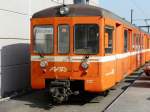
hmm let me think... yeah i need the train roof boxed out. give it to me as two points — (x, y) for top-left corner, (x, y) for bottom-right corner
(32, 4), (103, 18)
(32, 4), (149, 35)
(32, 4), (133, 26)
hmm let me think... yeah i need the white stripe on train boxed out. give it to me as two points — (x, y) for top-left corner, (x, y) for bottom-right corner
(31, 49), (150, 63)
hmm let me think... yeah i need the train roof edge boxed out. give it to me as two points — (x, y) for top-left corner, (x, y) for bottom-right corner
(32, 4), (150, 35)
(32, 4), (103, 18)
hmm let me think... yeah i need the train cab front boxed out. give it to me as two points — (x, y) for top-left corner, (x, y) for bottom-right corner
(31, 5), (102, 103)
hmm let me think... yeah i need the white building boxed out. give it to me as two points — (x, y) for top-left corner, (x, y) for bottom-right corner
(0, 0), (99, 97)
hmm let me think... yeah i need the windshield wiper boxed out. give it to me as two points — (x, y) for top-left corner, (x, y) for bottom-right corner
(36, 48), (44, 58)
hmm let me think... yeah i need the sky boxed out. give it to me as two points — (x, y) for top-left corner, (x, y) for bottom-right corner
(100, 0), (150, 29)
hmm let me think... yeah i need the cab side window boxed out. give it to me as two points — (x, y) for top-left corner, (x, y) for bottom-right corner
(104, 26), (113, 54)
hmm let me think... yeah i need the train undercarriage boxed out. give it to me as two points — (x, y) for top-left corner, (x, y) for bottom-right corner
(47, 79), (110, 103)
(47, 80), (84, 103)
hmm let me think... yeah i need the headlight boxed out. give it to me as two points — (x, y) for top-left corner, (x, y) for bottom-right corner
(81, 62), (89, 70)
(40, 60), (48, 68)
(60, 6), (69, 15)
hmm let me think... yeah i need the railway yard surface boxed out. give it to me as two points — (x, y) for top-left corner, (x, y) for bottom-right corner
(0, 66), (149, 112)
(106, 72), (150, 112)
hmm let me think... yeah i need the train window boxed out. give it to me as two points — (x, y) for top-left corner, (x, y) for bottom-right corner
(34, 25), (53, 54)
(58, 25), (70, 54)
(124, 30), (128, 52)
(141, 36), (143, 49)
(147, 39), (148, 49)
(137, 35), (140, 50)
(148, 39), (150, 48)
(149, 39), (150, 48)
(132, 33), (135, 49)
(104, 26), (114, 54)
(74, 24), (99, 54)
(136, 34), (139, 50)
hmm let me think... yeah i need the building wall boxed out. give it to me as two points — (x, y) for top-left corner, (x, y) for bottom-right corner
(0, 0), (99, 97)
(0, 0), (30, 97)
(30, 0), (73, 16)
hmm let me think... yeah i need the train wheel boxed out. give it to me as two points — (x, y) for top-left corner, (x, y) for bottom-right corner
(145, 72), (150, 76)
(102, 90), (109, 97)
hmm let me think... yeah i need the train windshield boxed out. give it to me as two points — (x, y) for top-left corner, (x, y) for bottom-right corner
(74, 24), (99, 54)
(33, 25), (54, 54)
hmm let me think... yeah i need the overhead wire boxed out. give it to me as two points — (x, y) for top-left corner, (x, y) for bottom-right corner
(0, 8), (28, 15)
(130, 0), (148, 16)
(127, 0), (150, 26)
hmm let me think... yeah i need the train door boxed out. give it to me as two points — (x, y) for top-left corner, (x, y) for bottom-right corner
(139, 34), (142, 66)
(140, 34), (143, 65)
(123, 29), (130, 77)
(131, 32), (135, 71)
(115, 23), (123, 82)
(128, 30), (132, 74)
(102, 18), (116, 89)
(52, 18), (73, 79)
(136, 34), (140, 67)
(122, 28), (129, 77)
(143, 34), (147, 63)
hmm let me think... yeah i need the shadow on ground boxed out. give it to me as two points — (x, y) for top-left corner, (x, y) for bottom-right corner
(131, 74), (150, 88)
(121, 72), (142, 91)
(12, 91), (103, 110)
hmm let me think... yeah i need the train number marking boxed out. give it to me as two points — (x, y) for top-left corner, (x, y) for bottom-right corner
(49, 66), (68, 72)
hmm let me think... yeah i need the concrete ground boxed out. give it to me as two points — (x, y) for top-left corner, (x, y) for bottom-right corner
(0, 70), (142, 112)
(106, 74), (150, 112)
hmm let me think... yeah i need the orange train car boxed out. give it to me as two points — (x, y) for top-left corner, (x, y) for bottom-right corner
(30, 4), (150, 103)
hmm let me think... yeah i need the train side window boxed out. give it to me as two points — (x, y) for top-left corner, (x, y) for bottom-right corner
(135, 34), (137, 49)
(138, 35), (140, 49)
(132, 33), (135, 49)
(141, 36), (144, 49)
(149, 39), (150, 48)
(124, 30), (128, 52)
(148, 39), (150, 49)
(139, 36), (141, 49)
(147, 38), (148, 49)
(58, 25), (70, 54)
(104, 26), (113, 54)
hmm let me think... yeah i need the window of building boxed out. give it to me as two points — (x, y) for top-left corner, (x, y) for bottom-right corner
(74, 24), (99, 54)
(34, 25), (54, 54)
(58, 25), (70, 54)
(104, 26), (114, 54)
